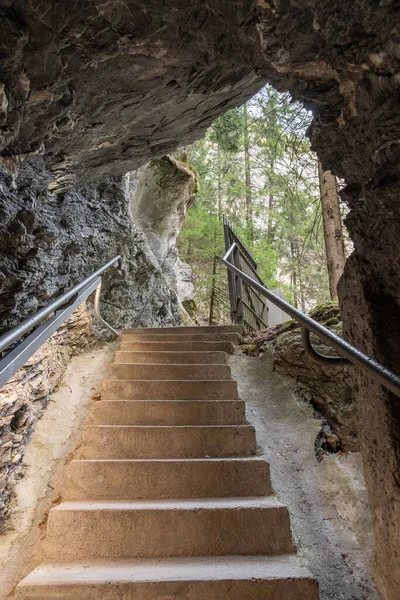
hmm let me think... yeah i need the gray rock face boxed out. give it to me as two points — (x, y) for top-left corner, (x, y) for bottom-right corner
(0, 157), (181, 334)
(129, 156), (197, 316)
(0, 155), (198, 532)
(0, 1), (399, 596)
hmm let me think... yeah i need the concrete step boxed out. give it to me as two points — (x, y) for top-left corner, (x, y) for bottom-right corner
(121, 332), (241, 343)
(120, 340), (235, 353)
(16, 555), (319, 600)
(43, 497), (294, 561)
(66, 457), (272, 500)
(93, 400), (247, 425)
(108, 363), (232, 380)
(80, 425), (256, 459)
(122, 325), (244, 335)
(115, 350), (228, 364)
(102, 379), (238, 400)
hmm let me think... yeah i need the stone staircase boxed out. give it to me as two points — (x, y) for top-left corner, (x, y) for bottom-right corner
(16, 325), (319, 599)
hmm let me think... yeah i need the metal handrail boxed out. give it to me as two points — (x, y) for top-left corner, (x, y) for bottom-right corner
(0, 256), (121, 389)
(222, 242), (400, 398)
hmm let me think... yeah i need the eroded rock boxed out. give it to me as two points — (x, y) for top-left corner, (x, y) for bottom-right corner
(0, 2), (399, 596)
(0, 157), (181, 334)
(130, 155), (197, 319)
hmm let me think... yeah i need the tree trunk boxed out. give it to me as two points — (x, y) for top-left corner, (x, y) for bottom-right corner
(217, 143), (223, 220)
(267, 158), (275, 242)
(318, 160), (346, 299)
(209, 253), (218, 325)
(290, 240), (298, 309)
(243, 103), (253, 244)
(295, 243), (306, 311)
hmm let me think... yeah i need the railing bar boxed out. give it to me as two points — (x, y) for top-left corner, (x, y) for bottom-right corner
(226, 229), (257, 269)
(243, 285), (267, 330)
(239, 255), (264, 281)
(244, 283), (266, 306)
(301, 326), (349, 366)
(0, 279), (101, 389)
(0, 256), (120, 353)
(222, 243), (400, 398)
(224, 223), (237, 323)
(242, 299), (269, 328)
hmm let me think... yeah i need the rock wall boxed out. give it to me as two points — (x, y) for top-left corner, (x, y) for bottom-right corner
(0, 157), (181, 335)
(1, 1), (400, 596)
(129, 156), (197, 320)
(0, 155), (197, 530)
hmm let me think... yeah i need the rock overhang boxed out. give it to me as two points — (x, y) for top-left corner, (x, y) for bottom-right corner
(0, 1), (398, 186)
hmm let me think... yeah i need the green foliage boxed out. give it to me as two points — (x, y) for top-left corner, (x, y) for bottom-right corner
(309, 302), (341, 323)
(210, 109), (243, 153)
(177, 84), (335, 324)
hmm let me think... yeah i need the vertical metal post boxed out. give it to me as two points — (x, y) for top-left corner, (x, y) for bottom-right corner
(233, 244), (244, 324)
(223, 217), (237, 323)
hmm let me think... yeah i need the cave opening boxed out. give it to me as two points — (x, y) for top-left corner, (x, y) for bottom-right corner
(0, 2), (400, 599)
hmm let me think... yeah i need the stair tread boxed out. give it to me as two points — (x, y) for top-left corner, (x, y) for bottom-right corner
(120, 341), (234, 346)
(103, 378), (236, 382)
(122, 325), (243, 332)
(89, 424), (252, 427)
(116, 350), (228, 354)
(111, 362), (230, 366)
(97, 399), (241, 403)
(52, 496), (284, 511)
(19, 555), (313, 585)
(70, 457), (267, 463)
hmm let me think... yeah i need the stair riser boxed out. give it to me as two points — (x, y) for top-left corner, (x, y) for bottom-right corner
(102, 380), (238, 400)
(115, 351), (228, 364)
(108, 363), (232, 380)
(44, 506), (294, 561)
(80, 426), (257, 459)
(93, 400), (247, 425)
(122, 325), (244, 335)
(120, 341), (235, 353)
(16, 578), (319, 600)
(121, 333), (240, 343)
(66, 459), (272, 499)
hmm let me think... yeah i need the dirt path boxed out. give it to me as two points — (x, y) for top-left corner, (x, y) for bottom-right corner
(230, 351), (381, 600)
(0, 343), (116, 599)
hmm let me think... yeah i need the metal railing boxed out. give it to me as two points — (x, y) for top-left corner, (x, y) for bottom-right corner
(222, 242), (400, 398)
(223, 217), (268, 333)
(0, 256), (121, 389)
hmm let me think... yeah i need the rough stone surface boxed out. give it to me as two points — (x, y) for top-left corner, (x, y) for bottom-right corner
(0, 158), (181, 335)
(240, 304), (357, 452)
(0, 1), (400, 597)
(129, 156), (196, 317)
(0, 155), (200, 531)
(0, 303), (99, 529)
